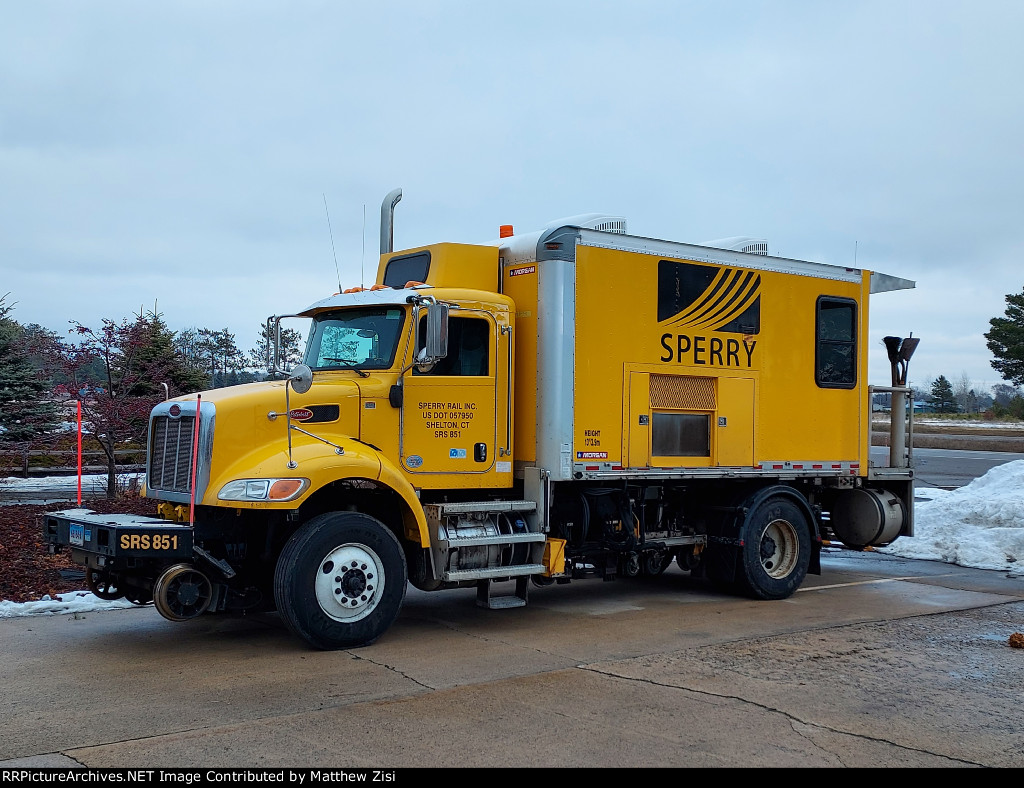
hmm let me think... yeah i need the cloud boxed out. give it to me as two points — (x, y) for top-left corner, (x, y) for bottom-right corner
(1, 1), (1022, 390)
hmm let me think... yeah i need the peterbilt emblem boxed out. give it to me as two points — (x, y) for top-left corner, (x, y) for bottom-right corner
(288, 408), (314, 422)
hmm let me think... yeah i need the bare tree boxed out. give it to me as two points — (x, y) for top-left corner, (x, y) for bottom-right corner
(48, 315), (171, 498)
(992, 382), (1023, 406)
(952, 371), (976, 415)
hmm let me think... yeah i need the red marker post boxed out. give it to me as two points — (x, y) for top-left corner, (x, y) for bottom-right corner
(189, 395), (202, 527)
(76, 400), (82, 506)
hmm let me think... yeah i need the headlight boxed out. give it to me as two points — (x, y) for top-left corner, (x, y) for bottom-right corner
(218, 478), (309, 502)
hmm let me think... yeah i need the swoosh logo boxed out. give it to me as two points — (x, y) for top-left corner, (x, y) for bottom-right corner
(657, 260), (761, 334)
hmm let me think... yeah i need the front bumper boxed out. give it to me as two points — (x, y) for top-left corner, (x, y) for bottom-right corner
(43, 509), (193, 571)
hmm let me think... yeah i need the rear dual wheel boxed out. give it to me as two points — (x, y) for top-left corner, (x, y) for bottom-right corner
(735, 497), (811, 600)
(274, 512), (408, 650)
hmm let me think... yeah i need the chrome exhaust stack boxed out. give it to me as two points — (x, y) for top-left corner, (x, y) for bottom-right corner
(882, 335), (920, 468)
(379, 187), (403, 255)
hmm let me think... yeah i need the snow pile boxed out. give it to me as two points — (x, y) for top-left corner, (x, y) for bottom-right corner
(878, 459), (1024, 576)
(910, 419), (1024, 431)
(0, 472), (146, 505)
(0, 590), (135, 619)
(0, 472), (143, 494)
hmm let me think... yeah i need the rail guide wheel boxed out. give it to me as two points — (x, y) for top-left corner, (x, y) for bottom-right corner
(154, 563), (213, 621)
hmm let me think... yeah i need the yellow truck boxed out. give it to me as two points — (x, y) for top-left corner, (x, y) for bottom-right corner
(44, 189), (919, 649)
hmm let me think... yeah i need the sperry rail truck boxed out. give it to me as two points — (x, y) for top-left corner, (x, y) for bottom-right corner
(44, 189), (920, 650)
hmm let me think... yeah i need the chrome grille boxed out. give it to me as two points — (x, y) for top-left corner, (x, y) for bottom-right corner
(149, 415), (196, 493)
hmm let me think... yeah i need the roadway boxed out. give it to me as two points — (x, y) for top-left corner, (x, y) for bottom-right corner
(2, 546), (1023, 768)
(870, 445), (1024, 489)
(2, 449), (1023, 769)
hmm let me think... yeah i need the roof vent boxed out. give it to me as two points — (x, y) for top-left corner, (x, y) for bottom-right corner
(588, 217), (628, 234)
(701, 236), (769, 255)
(545, 213), (628, 234)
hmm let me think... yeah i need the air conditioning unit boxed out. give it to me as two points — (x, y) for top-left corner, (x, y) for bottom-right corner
(546, 214), (628, 234)
(701, 236), (769, 255)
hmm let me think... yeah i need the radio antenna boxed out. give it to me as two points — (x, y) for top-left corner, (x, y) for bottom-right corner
(323, 194), (342, 292)
(361, 204), (366, 289)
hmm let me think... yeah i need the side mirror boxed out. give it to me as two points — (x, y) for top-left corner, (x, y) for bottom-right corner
(268, 314), (292, 377)
(425, 302), (449, 359)
(288, 364), (313, 395)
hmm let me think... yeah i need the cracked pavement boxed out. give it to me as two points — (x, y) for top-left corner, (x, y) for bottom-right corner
(2, 549), (1022, 768)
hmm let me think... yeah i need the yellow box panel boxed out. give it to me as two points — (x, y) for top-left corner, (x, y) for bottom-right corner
(717, 377), (755, 466)
(543, 538), (567, 576)
(575, 243), (866, 470)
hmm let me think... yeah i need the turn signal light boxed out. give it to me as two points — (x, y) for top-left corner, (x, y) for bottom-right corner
(269, 479), (305, 500)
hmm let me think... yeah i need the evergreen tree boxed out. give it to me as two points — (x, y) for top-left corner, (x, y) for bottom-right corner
(173, 327), (212, 388)
(248, 321), (304, 378)
(198, 327), (246, 388)
(985, 287), (1024, 386)
(132, 311), (209, 396)
(0, 294), (60, 443)
(930, 375), (958, 413)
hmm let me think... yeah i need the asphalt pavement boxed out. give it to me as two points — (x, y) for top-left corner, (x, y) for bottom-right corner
(1, 549), (1022, 769)
(869, 445), (1024, 489)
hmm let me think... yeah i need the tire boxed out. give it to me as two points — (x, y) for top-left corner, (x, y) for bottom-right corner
(85, 568), (125, 601)
(274, 511), (408, 650)
(675, 547), (701, 573)
(735, 497), (811, 600)
(122, 587), (153, 606)
(641, 549), (673, 577)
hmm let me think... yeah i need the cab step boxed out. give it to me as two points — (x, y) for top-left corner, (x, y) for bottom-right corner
(476, 576), (530, 609)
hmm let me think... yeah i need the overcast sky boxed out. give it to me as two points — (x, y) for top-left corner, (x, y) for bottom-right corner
(2, 1), (1023, 396)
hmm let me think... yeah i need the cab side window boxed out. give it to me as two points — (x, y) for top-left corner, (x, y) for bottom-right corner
(415, 316), (490, 376)
(816, 297), (857, 388)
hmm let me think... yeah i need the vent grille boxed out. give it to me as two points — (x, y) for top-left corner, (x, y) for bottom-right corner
(739, 240), (769, 255)
(591, 218), (628, 234)
(701, 236), (769, 256)
(650, 375), (716, 410)
(305, 404), (340, 423)
(149, 415), (196, 493)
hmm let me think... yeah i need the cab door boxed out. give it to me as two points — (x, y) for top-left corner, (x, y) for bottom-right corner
(401, 311), (503, 488)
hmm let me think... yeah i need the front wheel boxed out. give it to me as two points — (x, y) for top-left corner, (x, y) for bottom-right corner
(274, 512), (408, 650)
(735, 497), (811, 600)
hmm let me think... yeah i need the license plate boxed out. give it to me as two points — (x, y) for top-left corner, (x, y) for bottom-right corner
(69, 524), (85, 546)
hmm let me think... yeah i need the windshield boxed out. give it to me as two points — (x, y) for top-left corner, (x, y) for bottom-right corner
(304, 307), (407, 371)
